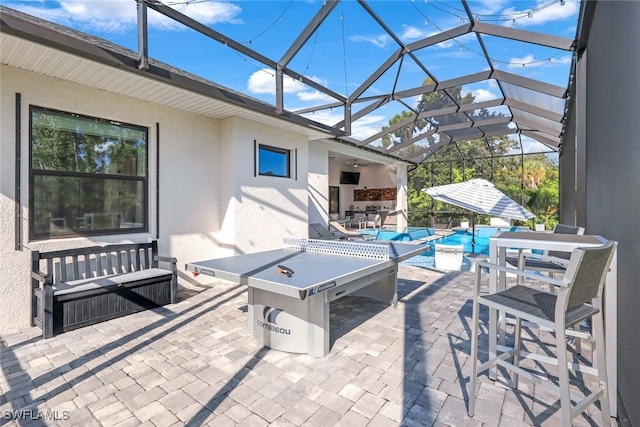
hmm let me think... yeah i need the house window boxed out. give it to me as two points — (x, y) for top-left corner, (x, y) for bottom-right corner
(29, 106), (148, 239)
(258, 144), (290, 178)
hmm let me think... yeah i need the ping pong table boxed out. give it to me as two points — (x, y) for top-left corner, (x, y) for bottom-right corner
(186, 238), (429, 357)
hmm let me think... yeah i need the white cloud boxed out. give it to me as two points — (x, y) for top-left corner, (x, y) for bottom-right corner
(297, 91), (335, 103)
(301, 109), (387, 141)
(5, 0), (242, 33)
(307, 75), (329, 87)
(399, 25), (428, 42)
(516, 135), (557, 154)
(500, 0), (579, 28)
(299, 109), (342, 129)
(247, 69), (335, 104)
(350, 114), (389, 141)
(473, 0), (511, 15)
(508, 53), (536, 68)
(507, 54), (572, 69)
(350, 24), (460, 49)
(470, 88), (497, 103)
(400, 25), (458, 49)
(177, 1), (242, 24)
(408, 95), (422, 110)
(247, 68), (307, 94)
(349, 34), (392, 49)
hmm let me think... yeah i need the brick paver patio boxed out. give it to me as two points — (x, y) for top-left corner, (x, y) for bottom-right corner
(1, 264), (607, 426)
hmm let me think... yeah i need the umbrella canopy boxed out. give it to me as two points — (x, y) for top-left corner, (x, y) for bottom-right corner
(423, 178), (535, 253)
(422, 178), (535, 222)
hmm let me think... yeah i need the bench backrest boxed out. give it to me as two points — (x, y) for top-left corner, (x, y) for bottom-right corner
(32, 241), (159, 285)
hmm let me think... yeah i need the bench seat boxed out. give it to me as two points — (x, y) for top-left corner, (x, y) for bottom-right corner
(54, 268), (174, 299)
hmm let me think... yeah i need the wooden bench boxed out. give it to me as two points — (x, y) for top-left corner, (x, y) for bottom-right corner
(31, 241), (178, 338)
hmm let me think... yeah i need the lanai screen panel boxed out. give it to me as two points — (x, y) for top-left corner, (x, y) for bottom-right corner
(125, 0), (581, 161)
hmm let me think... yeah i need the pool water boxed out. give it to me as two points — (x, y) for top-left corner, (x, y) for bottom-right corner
(380, 226), (531, 271)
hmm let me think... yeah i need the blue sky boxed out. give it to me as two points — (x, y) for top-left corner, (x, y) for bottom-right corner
(2, 0), (579, 151)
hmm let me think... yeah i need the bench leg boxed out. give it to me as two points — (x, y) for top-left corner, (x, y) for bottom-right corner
(170, 266), (178, 304)
(42, 285), (54, 339)
(31, 284), (38, 327)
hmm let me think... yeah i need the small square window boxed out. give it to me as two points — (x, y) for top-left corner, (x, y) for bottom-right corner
(258, 144), (290, 178)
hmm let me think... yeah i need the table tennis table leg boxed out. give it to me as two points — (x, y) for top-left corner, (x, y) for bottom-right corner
(247, 287), (255, 334)
(308, 295), (330, 358)
(349, 266), (398, 307)
(248, 287), (331, 357)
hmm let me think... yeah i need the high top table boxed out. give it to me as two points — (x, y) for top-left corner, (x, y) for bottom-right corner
(489, 231), (617, 416)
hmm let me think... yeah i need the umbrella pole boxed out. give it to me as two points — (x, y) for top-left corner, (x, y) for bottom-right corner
(471, 213), (476, 253)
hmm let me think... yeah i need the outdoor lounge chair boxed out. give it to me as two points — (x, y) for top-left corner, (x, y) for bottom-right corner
(328, 221), (367, 239)
(309, 223), (344, 240)
(468, 240), (617, 426)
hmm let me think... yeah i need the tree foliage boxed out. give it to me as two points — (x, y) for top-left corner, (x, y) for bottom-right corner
(407, 153), (559, 229)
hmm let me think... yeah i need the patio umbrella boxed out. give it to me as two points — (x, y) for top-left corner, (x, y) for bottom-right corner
(422, 178), (535, 252)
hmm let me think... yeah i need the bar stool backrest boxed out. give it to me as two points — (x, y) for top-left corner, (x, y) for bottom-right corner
(548, 223), (585, 259)
(565, 241), (617, 309)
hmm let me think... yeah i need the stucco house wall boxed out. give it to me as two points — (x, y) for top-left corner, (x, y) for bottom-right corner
(307, 143), (330, 227)
(0, 64), (312, 332)
(218, 116), (309, 256)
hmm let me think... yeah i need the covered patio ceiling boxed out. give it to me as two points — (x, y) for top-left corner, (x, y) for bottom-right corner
(137, 0), (579, 164)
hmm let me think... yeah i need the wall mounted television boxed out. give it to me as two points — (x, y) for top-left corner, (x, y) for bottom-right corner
(340, 171), (360, 185)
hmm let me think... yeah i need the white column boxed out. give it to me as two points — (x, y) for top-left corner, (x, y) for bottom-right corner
(396, 165), (408, 230)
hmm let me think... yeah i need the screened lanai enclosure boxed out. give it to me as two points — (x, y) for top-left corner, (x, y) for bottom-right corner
(2, 1), (639, 424)
(136, 0), (575, 161)
(134, 0), (574, 227)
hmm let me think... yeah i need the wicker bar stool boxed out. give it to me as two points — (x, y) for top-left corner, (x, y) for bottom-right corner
(468, 240), (617, 426)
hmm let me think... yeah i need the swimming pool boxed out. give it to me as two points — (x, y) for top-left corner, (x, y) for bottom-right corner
(373, 226), (531, 271)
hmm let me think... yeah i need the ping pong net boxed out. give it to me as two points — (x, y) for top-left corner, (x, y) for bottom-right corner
(283, 238), (389, 260)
